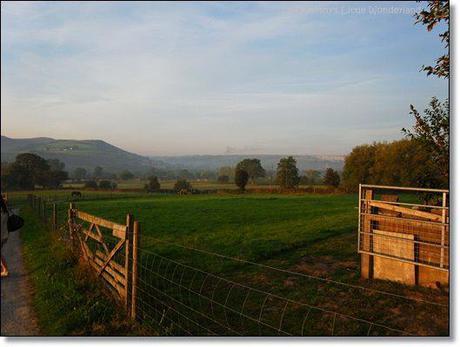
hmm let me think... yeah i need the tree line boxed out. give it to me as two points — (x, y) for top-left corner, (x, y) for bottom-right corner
(1, 151), (342, 192)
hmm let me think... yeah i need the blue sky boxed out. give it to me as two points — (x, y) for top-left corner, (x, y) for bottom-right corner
(1, 1), (448, 155)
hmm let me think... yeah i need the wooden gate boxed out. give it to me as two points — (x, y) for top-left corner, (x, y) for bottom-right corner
(358, 184), (449, 287)
(68, 203), (139, 318)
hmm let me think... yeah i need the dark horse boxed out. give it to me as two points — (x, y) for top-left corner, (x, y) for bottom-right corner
(71, 191), (82, 198)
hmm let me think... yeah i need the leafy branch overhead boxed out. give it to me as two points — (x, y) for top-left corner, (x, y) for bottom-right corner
(414, 0), (449, 78)
(403, 97), (449, 179)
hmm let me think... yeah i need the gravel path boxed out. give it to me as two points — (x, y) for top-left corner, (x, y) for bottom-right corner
(1, 212), (40, 336)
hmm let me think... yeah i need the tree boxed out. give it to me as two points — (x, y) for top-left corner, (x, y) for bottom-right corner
(218, 166), (234, 180)
(0, 162), (12, 189)
(217, 175), (230, 184)
(323, 168), (340, 188)
(403, 97), (449, 184)
(93, 166), (103, 179)
(415, 0), (449, 78)
(1, 153), (70, 190)
(301, 169), (322, 185)
(234, 168), (249, 191)
(276, 156), (300, 189)
(2, 153), (50, 190)
(47, 158), (65, 171)
(341, 139), (442, 192)
(84, 180), (98, 189)
(16, 153), (50, 186)
(236, 159), (265, 183)
(119, 170), (134, 180)
(47, 169), (69, 188)
(371, 139), (441, 188)
(145, 176), (161, 192)
(341, 144), (378, 192)
(73, 167), (87, 181)
(45, 158), (67, 188)
(99, 180), (116, 190)
(174, 179), (192, 193)
(46, 159), (65, 171)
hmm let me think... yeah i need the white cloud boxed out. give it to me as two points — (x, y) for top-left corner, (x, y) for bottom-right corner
(1, 1), (448, 155)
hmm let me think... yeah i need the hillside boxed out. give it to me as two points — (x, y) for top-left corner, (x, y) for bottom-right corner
(1, 136), (344, 174)
(1, 136), (155, 173)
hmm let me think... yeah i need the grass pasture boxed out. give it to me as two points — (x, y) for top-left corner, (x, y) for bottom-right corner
(15, 190), (449, 336)
(62, 178), (335, 193)
(18, 206), (146, 335)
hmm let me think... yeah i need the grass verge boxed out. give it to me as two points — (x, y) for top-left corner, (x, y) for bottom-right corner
(20, 206), (149, 336)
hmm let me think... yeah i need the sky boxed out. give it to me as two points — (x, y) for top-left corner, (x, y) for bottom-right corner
(1, 1), (448, 156)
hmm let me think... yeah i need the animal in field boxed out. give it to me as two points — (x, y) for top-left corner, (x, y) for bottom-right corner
(71, 191), (82, 198)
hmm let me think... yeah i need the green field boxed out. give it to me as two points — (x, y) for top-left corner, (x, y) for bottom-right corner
(62, 178), (334, 192)
(14, 191), (449, 336)
(72, 194), (356, 260)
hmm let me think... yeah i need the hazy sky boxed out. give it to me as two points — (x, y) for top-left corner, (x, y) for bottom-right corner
(1, 1), (448, 155)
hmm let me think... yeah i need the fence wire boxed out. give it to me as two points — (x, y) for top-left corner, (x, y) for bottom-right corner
(134, 246), (411, 336)
(25, 194), (449, 336)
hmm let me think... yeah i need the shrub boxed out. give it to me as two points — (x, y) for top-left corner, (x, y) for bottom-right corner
(234, 169), (249, 191)
(276, 156), (300, 189)
(174, 179), (192, 193)
(145, 176), (161, 192)
(323, 168), (340, 188)
(119, 170), (135, 180)
(99, 180), (116, 190)
(217, 175), (230, 184)
(84, 180), (98, 189)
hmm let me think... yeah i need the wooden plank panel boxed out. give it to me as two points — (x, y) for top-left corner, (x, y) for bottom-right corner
(112, 227), (127, 240)
(97, 238), (126, 276)
(88, 259), (125, 296)
(373, 230), (415, 285)
(76, 211), (126, 233)
(369, 201), (442, 222)
(80, 228), (104, 243)
(95, 250), (125, 275)
(93, 255), (127, 287)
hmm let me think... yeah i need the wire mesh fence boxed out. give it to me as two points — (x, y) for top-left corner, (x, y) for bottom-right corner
(133, 245), (415, 336)
(24, 193), (449, 336)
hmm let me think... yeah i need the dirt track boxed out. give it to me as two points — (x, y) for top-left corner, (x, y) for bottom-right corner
(1, 216), (40, 336)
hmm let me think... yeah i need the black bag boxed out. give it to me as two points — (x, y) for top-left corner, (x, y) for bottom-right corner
(7, 213), (24, 232)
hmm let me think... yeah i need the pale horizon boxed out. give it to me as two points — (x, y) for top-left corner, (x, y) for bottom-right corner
(1, 1), (448, 156)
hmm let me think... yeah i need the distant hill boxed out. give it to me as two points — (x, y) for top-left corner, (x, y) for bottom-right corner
(1, 136), (344, 174)
(1, 136), (156, 173)
(149, 154), (344, 172)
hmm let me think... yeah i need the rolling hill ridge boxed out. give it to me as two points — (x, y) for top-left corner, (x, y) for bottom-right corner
(1, 136), (344, 174)
(1, 136), (155, 173)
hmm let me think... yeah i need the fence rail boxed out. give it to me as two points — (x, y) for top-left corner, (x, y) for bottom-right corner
(68, 204), (139, 316)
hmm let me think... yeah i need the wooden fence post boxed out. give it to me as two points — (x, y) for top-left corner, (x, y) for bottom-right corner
(361, 188), (374, 279)
(68, 203), (75, 240)
(124, 213), (134, 314)
(440, 192), (447, 269)
(131, 220), (140, 320)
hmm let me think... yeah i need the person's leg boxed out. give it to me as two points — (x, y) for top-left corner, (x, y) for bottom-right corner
(1, 255), (8, 277)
